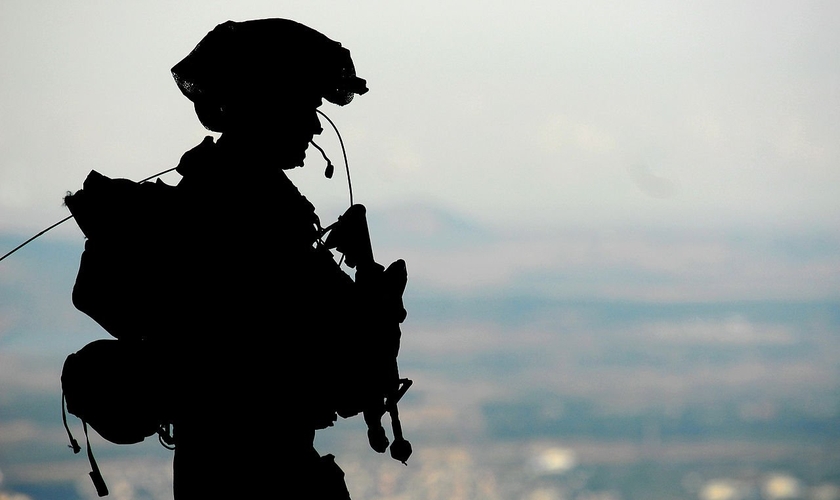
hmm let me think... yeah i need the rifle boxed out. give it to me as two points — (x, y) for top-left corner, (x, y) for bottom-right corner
(323, 204), (413, 464)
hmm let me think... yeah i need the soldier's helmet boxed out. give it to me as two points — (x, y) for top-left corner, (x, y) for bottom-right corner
(171, 19), (368, 132)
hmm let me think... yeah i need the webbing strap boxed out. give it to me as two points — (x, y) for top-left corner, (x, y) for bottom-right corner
(62, 391), (108, 496)
(82, 421), (109, 497)
(61, 392), (81, 454)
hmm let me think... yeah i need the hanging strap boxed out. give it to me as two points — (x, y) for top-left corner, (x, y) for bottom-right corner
(61, 391), (81, 454)
(61, 391), (109, 496)
(83, 421), (109, 497)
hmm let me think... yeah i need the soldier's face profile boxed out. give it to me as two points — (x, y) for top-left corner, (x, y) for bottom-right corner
(217, 92), (324, 165)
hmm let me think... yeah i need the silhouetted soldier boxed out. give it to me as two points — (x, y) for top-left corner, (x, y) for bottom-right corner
(63, 19), (410, 499)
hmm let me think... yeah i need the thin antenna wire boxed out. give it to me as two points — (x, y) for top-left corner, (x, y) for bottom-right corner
(3, 112), (351, 265)
(316, 109), (353, 207)
(0, 166), (179, 264)
(0, 215), (74, 264)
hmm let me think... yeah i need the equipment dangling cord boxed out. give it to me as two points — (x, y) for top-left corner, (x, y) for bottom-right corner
(0, 166), (180, 264)
(313, 109), (354, 208)
(2, 111), (351, 264)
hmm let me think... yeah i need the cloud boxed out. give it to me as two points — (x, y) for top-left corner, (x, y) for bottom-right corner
(0, 422), (40, 444)
(536, 115), (617, 155)
(1, 1), (839, 235)
(0, 353), (59, 393)
(626, 163), (677, 199)
(375, 208), (840, 301)
(639, 316), (796, 346)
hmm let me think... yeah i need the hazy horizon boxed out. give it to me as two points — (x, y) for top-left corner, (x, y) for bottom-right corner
(2, 2), (839, 499)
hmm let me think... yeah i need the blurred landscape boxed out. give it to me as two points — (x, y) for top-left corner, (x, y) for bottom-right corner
(2, 2), (839, 499)
(1, 206), (838, 500)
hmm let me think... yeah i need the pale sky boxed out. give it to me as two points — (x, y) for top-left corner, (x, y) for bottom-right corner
(1, 5), (838, 498)
(1, 0), (838, 240)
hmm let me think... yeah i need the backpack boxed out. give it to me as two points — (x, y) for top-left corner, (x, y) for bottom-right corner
(61, 339), (174, 497)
